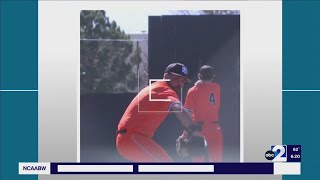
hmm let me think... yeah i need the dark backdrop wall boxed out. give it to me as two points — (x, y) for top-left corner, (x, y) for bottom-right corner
(81, 15), (240, 162)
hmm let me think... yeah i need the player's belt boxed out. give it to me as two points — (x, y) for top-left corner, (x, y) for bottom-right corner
(117, 129), (127, 135)
(116, 129), (149, 137)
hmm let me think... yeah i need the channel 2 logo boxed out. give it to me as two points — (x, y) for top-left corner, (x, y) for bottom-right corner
(265, 145), (287, 162)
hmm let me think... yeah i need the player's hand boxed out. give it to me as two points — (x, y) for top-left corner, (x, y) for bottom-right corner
(180, 129), (201, 138)
(182, 130), (189, 137)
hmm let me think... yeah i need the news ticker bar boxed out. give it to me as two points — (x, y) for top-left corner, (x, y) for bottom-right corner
(19, 162), (301, 175)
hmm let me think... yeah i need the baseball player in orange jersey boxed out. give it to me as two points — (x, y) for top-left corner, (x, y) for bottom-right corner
(116, 63), (202, 162)
(184, 65), (223, 162)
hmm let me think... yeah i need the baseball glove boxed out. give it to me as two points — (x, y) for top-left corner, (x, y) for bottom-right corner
(176, 134), (208, 158)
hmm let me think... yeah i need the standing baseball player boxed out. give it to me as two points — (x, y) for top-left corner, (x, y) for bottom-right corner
(116, 63), (202, 162)
(184, 65), (223, 162)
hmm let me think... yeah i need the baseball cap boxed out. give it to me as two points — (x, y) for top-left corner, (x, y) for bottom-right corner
(199, 65), (214, 80)
(164, 63), (191, 82)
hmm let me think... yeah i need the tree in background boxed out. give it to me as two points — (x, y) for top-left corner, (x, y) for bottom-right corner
(80, 10), (140, 94)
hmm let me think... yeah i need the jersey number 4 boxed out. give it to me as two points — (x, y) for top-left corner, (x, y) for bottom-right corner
(209, 92), (216, 106)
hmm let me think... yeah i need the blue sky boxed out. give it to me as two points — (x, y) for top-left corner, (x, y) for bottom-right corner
(105, 9), (202, 34)
(105, 9), (169, 34)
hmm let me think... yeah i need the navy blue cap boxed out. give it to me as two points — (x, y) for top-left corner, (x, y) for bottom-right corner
(164, 63), (191, 82)
(199, 65), (214, 80)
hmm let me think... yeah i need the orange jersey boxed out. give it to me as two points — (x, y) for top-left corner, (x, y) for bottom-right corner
(184, 82), (221, 122)
(118, 81), (180, 138)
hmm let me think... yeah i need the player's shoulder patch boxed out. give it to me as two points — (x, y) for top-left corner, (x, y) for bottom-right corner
(168, 102), (182, 111)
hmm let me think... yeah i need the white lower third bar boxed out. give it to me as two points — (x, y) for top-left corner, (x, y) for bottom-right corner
(274, 163), (301, 175)
(58, 165), (133, 173)
(139, 165), (214, 172)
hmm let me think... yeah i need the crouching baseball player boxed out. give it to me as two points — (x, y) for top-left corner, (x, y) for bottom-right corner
(116, 63), (204, 162)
